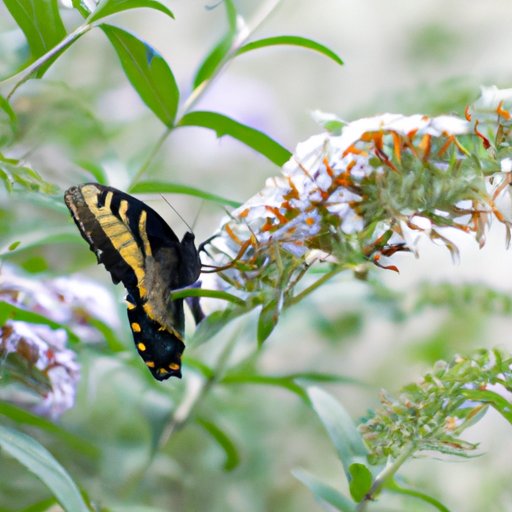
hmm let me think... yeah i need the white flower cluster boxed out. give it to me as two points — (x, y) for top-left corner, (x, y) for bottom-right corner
(209, 113), (471, 267)
(0, 265), (117, 417)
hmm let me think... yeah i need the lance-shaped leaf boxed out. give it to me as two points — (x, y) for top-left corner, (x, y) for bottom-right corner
(257, 298), (281, 344)
(196, 417), (240, 471)
(4, 0), (67, 77)
(193, 0), (237, 89)
(102, 25), (179, 127)
(236, 35), (343, 66)
(307, 387), (368, 481)
(0, 95), (17, 147)
(0, 300), (80, 344)
(0, 403), (98, 458)
(293, 469), (356, 512)
(0, 425), (90, 512)
(89, 0), (174, 22)
(129, 180), (241, 207)
(179, 111), (291, 166)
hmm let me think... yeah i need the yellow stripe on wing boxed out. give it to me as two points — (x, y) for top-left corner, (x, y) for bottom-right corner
(81, 185), (147, 298)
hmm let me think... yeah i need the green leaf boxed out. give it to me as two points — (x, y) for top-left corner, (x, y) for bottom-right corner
(0, 300), (80, 344)
(0, 229), (83, 257)
(71, 0), (92, 17)
(0, 425), (90, 512)
(237, 35), (343, 66)
(129, 180), (241, 208)
(221, 373), (309, 401)
(3, 0), (67, 77)
(101, 24), (179, 127)
(387, 480), (451, 512)
(19, 497), (58, 512)
(89, 0), (174, 22)
(224, 0), (237, 32)
(196, 417), (240, 471)
(193, 0), (237, 89)
(462, 388), (512, 423)
(257, 299), (280, 344)
(0, 95), (17, 147)
(293, 469), (356, 512)
(88, 317), (127, 353)
(171, 288), (245, 307)
(8, 241), (21, 251)
(189, 306), (249, 347)
(193, 34), (234, 90)
(179, 111), (291, 166)
(307, 387), (367, 480)
(348, 463), (372, 502)
(76, 160), (108, 185)
(0, 403), (98, 458)
(0, 156), (58, 194)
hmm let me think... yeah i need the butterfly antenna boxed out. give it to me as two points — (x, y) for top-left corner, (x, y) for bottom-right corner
(160, 194), (194, 233)
(191, 200), (205, 232)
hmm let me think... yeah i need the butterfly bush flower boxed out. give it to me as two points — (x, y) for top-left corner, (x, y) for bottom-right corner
(359, 349), (512, 464)
(205, 90), (512, 306)
(0, 265), (117, 417)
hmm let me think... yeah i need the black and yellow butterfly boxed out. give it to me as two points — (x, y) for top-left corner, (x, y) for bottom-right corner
(64, 183), (201, 380)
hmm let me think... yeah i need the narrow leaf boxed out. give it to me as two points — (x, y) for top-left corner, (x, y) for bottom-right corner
(0, 403), (98, 458)
(224, 0), (237, 32)
(129, 180), (241, 207)
(307, 387), (367, 480)
(3, 0), (67, 77)
(102, 24), (179, 126)
(179, 111), (291, 166)
(237, 36), (343, 66)
(193, 34), (234, 90)
(462, 388), (512, 423)
(76, 160), (108, 185)
(387, 480), (451, 512)
(189, 307), (249, 347)
(0, 425), (89, 512)
(257, 299), (280, 344)
(193, 0), (237, 89)
(0, 300), (80, 344)
(293, 469), (356, 512)
(196, 417), (240, 471)
(0, 95), (17, 147)
(171, 288), (245, 307)
(0, 229), (83, 256)
(221, 373), (308, 401)
(89, 0), (174, 22)
(348, 463), (372, 502)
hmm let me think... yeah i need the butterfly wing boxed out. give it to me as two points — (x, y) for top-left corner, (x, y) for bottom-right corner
(64, 183), (201, 379)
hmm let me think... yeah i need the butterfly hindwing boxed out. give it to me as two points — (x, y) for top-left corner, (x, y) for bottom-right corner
(126, 296), (184, 380)
(64, 183), (201, 380)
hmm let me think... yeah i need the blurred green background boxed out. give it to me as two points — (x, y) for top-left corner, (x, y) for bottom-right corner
(1, 1), (512, 511)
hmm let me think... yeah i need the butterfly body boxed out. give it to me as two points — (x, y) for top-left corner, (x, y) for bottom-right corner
(64, 183), (200, 380)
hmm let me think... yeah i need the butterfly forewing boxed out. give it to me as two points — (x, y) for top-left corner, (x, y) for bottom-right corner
(64, 183), (201, 380)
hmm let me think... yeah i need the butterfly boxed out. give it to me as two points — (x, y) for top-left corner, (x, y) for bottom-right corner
(64, 183), (201, 380)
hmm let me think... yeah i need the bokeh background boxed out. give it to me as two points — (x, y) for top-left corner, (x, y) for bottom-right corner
(1, 1), (512, 510)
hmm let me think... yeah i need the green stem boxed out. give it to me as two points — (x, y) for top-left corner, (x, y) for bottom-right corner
(158, 332), (239, 447)
(356, 442), (417, 511)
(3, 24), (92, 100)
(130, 126), (171, 185)
(131, 0), (283, 184)
(288, 265), (345, 306)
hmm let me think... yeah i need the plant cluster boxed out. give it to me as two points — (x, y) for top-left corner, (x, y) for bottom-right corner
(0, 1), (511, 511)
